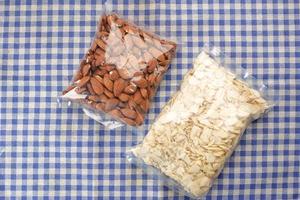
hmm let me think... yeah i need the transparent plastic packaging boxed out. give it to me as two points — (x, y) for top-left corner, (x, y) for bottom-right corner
(127, 45), (275, 198)
(61, 10), (177, 128)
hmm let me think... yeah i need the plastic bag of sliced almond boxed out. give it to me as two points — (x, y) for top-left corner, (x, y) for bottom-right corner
(61, 7), (176, 128)
(127, 45), (276, 198)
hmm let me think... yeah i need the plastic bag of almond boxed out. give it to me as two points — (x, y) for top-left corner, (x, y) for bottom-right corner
(61, 12), (176, 128)
(127, 45), (276, 198)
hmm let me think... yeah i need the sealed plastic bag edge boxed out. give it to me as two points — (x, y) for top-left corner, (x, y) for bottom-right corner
(126, 44), (277, 198)
(58, 1), (180, 129)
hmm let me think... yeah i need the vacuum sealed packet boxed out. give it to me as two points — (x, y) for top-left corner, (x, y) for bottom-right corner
(61, 12), (177, 127)
(128, 47), (273, 198)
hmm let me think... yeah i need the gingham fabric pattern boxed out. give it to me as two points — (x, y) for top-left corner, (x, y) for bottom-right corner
(0, 0), (299, 199)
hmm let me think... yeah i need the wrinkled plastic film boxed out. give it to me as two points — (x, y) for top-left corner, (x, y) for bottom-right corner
(128, 47), (274, 198)
(61, 8), (177, 128)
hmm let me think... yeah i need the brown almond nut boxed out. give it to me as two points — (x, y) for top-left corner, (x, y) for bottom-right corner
(96, 103), (105, 111)
(123, 25), (130, 33)
(95, 39), (106, 50)
(133, 90), (143, 104)
(113, 78), (127, 97)
(109, 70), (119, 81)
(121, 117), (136, 126)
(140, 88), (148, 99)
(128, 99), (137, 109)
(94, 56), (104, 67)
(90, 77), (104, 95)
(159, 60), (170, 67)
(120, 108), (137, 119)
(135, 112), (144, 125)
(86, 83), (96, 95)
(118, 93), (130, 102)
(77, 76), (90, 87)
(62, 85), (76, 95)
(115, 18), (124, 27)
(98, 94), (108, 102)
(132, 77), (148, 88)
(81, 64), (91, 76)
(148, 59), (157, 73)
(109, 109), (124, 119)
(103, 75), (113, 91)
(118, 101), (127, 108)
(93, 75), (103, 84)
(124, 84), (137, 94)
(104, 89), (114, 98)
(104, 98), (119, 111)
(139, 99), (150, 113)
(157, 53), (166, 62)
(147, 73), (156, 86)
(88, 95), (102, 102)
(95, 48), (105, 56)
(94, 69), (107, 76)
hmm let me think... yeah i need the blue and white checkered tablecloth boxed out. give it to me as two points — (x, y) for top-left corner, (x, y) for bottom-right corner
(0, 0), (299, 199)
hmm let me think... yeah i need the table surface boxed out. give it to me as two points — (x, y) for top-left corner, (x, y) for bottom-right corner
(0, 0), (299, 199)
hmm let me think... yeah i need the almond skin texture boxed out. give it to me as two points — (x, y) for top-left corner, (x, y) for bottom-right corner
(103, 75), (114, 91)
(113, 78), (127, 97)
(93, 75), (104, 84)
(109, 70), (119, 81)
(104, 89), (114, 98)
(147, 73), (156, 86)
(109, 109), (124, 119)
(95, 38), (106, 50)
(120, 108), (137, 119)
(132, 77), (148, 88)
(98, 94), (108, 102)
(94, 69), (107, 76)
(105, 98), (119, 111)
(118, 93), (130, 102)
(133, 90), (143, 104)
(88, 95), (102, 102)
(90, 77), (104, 95)
(147, 59), (157, 73)
(124, 84), (137, 94)
(140, 88), (148, 99)
(86, 83), (96, 95)
(81, 64), (91, 76)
